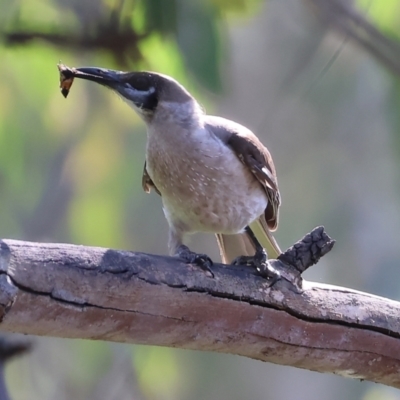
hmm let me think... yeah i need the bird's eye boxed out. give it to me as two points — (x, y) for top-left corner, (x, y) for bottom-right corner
(131, 75), (152, 91)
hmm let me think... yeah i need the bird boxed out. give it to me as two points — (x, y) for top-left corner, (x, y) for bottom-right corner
(60, 66), (282, 280)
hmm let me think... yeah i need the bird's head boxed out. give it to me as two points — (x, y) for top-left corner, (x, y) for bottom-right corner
(68, 67), (195, 121)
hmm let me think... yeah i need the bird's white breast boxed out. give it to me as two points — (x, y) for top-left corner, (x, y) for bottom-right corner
(146, 114), (267, 235)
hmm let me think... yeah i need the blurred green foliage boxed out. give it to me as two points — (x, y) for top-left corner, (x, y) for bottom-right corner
(2, 0), (400, 399)
(357, 0), (400, 39)
(133, 346), (181, 399)
(0, 0), (262, 399)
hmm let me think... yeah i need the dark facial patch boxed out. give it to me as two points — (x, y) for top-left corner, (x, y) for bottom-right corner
(128, 73), (154, 91)
(124, 73), (159, 111)
(138, 90), (158, 111)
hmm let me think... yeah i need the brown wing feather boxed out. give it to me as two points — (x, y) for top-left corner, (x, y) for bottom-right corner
(205, 117), (280, 231)
(227, 132), (280, 231)
(142, 161), (161, 196)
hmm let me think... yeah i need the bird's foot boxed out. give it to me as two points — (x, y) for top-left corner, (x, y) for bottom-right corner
(175, 245), (214, 277)
(232, 249), (281, 285)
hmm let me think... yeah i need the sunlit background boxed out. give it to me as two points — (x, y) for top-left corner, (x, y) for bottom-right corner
(1, 0), (400, 399)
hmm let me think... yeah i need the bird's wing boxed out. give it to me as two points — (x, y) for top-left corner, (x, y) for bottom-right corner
(142, 161), (161, 196)
(205, 116), (281, 231)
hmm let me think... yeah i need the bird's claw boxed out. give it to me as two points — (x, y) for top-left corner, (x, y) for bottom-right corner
(256, 262), (281, 286)
(232, 247), (267, 266)
(176, 245), (214, 277)
(232, 255), (261, 266)
(232, 249), (280, 286)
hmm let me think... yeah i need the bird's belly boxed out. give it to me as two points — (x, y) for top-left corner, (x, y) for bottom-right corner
(147, 142), (267, 234)
(163, 184), (266, 234)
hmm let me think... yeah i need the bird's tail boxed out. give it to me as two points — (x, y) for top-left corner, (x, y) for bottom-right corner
(216, 216), (281, 264)
(251, 216), (282, 259)
(216, 232), (256, 264)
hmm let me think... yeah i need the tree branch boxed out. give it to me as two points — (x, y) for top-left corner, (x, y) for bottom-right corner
(0, 232), (399, 388)
(305, 0), (400, 77)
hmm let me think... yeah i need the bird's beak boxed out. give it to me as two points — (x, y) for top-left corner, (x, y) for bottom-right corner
(72, 67), (123, 87)
(58, 64), (126, 98)
(58, 64), (156, 113)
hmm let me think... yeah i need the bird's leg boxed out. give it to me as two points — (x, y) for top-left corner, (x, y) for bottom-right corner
(231, 228), (267, 268)
(232, 226), (280, 284)
(175, 245), (214, 276)
(169, 227), (214, 277)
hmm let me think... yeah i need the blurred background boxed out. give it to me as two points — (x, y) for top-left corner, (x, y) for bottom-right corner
(1, 0), (400, 399)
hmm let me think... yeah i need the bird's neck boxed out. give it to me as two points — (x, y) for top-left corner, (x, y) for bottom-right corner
(145, 99), (208, 182)
(148, 99), (204, 137)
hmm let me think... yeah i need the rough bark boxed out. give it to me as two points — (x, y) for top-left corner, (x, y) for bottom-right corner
(0, 233), (399, 388)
